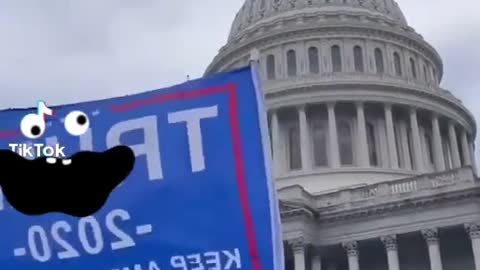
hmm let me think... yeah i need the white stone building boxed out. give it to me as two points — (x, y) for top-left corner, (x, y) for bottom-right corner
(205, 1), (480, 270)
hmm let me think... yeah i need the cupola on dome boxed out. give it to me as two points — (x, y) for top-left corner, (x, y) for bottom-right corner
(228, 0), (408, 41)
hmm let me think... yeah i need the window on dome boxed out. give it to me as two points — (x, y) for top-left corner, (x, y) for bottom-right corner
(287, 49), (297, 77)
(266, 54), (276, 80)
(312, 122), (328, 167)
(410, 58), (417, 79)
(366, 122), (378, 166)
(375, 48), (385, 74)
(394, 52), (402, 76)
(432, 68), (437, 84)
(353, 46), (364, 72)
(308, 47), (320, 74)
(260, 0), (265, 9)
(331, 45), (342, 72)
(423, 64), (429, 82)
(287, 125), (301, 170)
(338, 121), (353, 166)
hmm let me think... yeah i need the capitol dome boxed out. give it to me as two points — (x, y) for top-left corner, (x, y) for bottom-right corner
(205, 0), (477, 194)
(206, 2), (480, 270)
(227, 0), (408, 42)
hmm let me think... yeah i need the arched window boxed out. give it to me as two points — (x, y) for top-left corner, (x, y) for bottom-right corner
(266, 54), (276, 80)
(366, 122), (378, 166)
(287, 50), (297, 77)
(353, 46), (364, 72)
(394, 52), (402, 76)
(410, 58), (417, 79)
(287, 125), (301, 170)
(375, 48), (385, 74)
(432, 68), (437, 84)
(308, 47), (320, 74)
(331, 45), (342, 72)
(338, 121), (353, 165)
(423, 64), (429, 82)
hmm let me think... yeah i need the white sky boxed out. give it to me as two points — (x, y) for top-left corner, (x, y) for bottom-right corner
(0, 0), (479, 162)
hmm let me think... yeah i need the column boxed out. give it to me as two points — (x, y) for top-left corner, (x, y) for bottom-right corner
(448, 121), (461, 168)
(311, 246), (322, 270)
(327, 103), (340, 168)
(271, 110), (281, 176)
(431, 114), (445, 171)
(385, 104), (399, 169)
(298, 106), (312, 170)
(381, 235), (400, 270)
(409, 108), (424, 171)
(342, 241), (359, 270)
(399, 121), (412, 170)
(469, 141), (478, 175)
(290, 238), (306, 270)
(356, 102), (369, 167)
(461, 129), (472, 167)
(249, 48), (260, 64)
(299, 43), (307, 75)
(422, 228), (443, 270)
(465, 223), (480, 270)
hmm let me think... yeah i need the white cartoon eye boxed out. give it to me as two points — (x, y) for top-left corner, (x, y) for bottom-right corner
(20, 113), (46, 139)
(64, 111), (89, 136)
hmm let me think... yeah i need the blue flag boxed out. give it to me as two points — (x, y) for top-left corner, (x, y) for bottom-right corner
(0, 66), (283, 270)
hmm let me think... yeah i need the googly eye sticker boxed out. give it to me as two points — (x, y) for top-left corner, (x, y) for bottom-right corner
(64, 111), (90, 136)
(19, 101), (90, 138)
(19, 100), (53, 139)
(20, 113), (46, 139)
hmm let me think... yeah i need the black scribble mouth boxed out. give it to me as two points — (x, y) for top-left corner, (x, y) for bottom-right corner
(0, 145), (135, 217)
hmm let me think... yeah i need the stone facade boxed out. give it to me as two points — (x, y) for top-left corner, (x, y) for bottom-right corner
(206, 0), (480, 269)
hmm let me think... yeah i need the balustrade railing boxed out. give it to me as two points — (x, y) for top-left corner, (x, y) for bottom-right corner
(314, 167), (476, 209)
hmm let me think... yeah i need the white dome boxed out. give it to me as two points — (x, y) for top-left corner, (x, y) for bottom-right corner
(229, 0), (408, 41)
(206, 0), (477, 194)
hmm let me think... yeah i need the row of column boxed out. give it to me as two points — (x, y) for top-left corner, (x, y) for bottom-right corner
(270, 103), (477, 175)
(289, 223), (480, 270)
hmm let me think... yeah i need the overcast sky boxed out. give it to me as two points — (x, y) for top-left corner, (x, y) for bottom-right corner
(0, 0), (479, 161)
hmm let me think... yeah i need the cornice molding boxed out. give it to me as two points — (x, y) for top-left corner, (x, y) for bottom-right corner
(263, 80), (476, 137)
(316, 186), (480, 225)
(280, 200), (317, 220)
